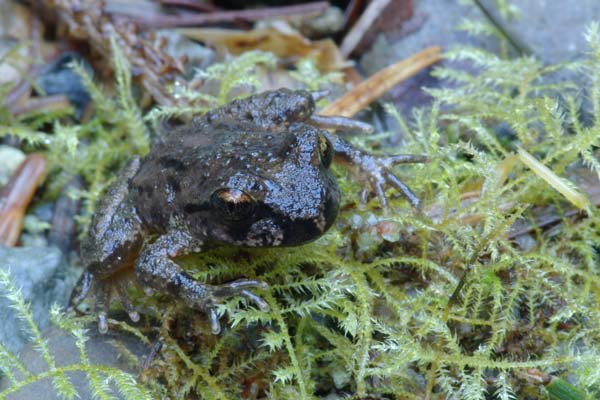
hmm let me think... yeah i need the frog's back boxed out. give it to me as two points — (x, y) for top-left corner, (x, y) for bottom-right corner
(130, 117), (295, 233)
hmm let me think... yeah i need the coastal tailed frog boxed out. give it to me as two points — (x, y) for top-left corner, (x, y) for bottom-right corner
(68, 89), (427, 333)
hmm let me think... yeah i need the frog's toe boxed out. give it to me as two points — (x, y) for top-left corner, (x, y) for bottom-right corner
(70, 274), (140, 333)
(116, 280), (140, 322)
(203, 279), (269, 335)
(309, 115), (374, 134)
(212, 279), (270, 311)
(67, 270), (94, 312)
(360, 188), (370, 204)
(382, 169), (422, 209)
(94, 282), (111, 334)
(361, 167), (421, 210)
(209, 308), (221, 335)
(356, 154), (425, 210)
(240, 289), (270, 311)
(366, 168), (421, 210)
(98, 312), (109, 334)
(310, 89), (329, 101)
(213, 278), (269, 295)
(380, 155), (427, 209)
(387, 154), (429, 165)
(367, 174), (389, 210)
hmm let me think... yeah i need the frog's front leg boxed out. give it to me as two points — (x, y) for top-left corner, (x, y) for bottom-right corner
(135, 230), (269, 334)
(323, 131), (428, 209)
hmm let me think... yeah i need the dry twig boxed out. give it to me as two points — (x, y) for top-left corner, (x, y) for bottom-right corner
(0, 154), (47, 246)
(127, 2), (330, 30)
(9, 95), (71, 117)
(321, 45), (442, 117)
(340, 0), (391, 57)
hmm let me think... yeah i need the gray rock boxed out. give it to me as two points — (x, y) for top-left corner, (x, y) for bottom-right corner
(1, 326), (149, 400)
(360, 0), (493, 75)
(35, 52), (93, 120)
(358, 0), (600, 122)
(0, 246), (77, 353)
(0, 146), (25, 186)
(359, 0), (494, 124)
(487, 0), (600, 64)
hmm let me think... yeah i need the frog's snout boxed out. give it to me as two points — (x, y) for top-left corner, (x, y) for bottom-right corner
(321, 189), (340, 232)
(242, 188), (339, 248)
(278, 189), (339, 246)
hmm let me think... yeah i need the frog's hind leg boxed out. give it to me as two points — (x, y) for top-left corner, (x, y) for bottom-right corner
(69, 269), (141, 333)
(68, 157), (144, 331)
(84, 275), (140, 333)
(82, 218), (143, 332)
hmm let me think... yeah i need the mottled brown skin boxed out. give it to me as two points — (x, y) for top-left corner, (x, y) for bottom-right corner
(68, 89), (427, 334)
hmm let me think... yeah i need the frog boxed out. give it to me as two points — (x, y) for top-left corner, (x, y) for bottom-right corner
(68, 88), (428, 334)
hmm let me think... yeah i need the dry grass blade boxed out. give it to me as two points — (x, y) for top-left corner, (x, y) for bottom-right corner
(320, 46), (442, 117)
(517, 147), (591, 211)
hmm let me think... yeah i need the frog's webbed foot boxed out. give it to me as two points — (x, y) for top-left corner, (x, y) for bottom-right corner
(359, 153), (429, 209)
(204, 279), (270, 334)
(322, 131), (428, 210)
(161, 275), (269, 335)
(310, 113), (425, 207)
(136, 231), (269, 335)
(67, 270), (141, 334)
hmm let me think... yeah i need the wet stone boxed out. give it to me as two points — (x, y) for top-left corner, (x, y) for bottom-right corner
(0, 146), (25, 186)
(0, 326), (148, 400)
(0, 246), (76, 353)
(35, 52), (93, 119)
(358, 0), (600, 127)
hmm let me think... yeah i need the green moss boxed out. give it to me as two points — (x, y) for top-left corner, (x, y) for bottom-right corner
(0, 19), (599, 400)
(136, 28), (598, 397)
(0, 274), (155, 400)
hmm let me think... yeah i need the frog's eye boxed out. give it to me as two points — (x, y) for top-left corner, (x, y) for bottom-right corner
(318, 134), (333, 168)
(210, 188), (256, 221)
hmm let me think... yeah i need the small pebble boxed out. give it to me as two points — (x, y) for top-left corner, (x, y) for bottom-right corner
(0, 146), (25, 186)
